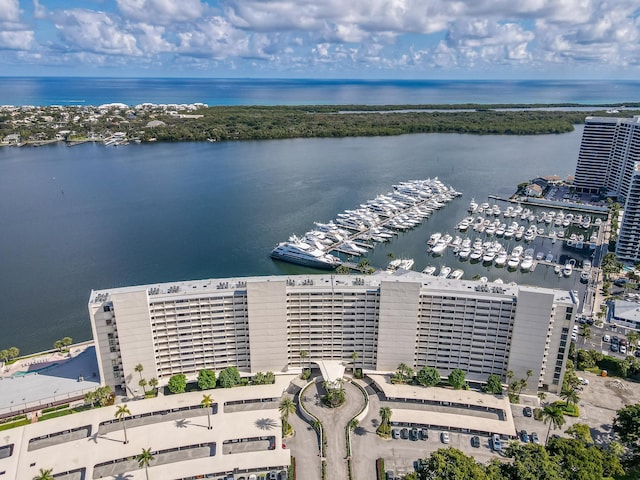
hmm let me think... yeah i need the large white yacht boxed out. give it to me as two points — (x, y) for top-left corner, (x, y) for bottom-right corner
(271, 238), (342, 270)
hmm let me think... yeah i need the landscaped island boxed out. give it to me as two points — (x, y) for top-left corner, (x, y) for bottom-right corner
(2, 103), (639, 146)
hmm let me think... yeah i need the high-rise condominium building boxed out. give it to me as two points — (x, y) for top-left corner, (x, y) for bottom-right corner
(574, 115), (640, 262)
(89, 273), (577, 395)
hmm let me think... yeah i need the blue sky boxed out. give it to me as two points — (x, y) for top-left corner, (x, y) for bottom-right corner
(1, 0), (640, 78)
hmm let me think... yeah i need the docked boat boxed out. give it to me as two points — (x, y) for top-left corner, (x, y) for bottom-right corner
(340, 240), (368, 256)
(563, 259), (575, 277)
(422, 265), (437, 275)
(387, 258), (415, 272)
(270, 239), (342, 269)
(520, 249), (535, 272)
(468, 199), (478, 213)
(508, 246), (523, 269)
(458, 246), (472, 260)
(494, 250), (508, 267)
(580, 269), (590, 282)
(554, 264), (562, 274)
(450, 269), (464, 280)
(438, 266), (452, 278)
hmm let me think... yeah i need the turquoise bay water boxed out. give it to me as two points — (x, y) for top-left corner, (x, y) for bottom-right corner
(0, 128), (585, 353)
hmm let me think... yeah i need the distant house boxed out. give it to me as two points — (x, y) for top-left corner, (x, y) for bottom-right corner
(2, 133), (20, 144)
(145, 120), (167, 128)
(531, 177), (549, 189)
(524, 183), (543, 197)
(543, 175), (562, 185)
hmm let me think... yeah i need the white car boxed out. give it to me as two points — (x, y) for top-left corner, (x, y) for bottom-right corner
(620, 345), (627, 354)
(603, 334), (611, 343)
(441, 432), (450, 444)
(577, 377), (589, 386)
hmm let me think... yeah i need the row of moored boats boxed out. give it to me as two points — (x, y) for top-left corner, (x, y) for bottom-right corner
(270, 179), (461, 269)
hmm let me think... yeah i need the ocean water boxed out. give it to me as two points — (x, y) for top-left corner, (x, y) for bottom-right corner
(0, 77), (640, 106)
(0, 128), (586, 354)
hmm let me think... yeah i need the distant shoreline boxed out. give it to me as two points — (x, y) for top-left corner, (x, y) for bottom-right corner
(3, 102), (639, 147)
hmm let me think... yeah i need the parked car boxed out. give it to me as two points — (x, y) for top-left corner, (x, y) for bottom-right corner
(620, 338), (628, 346)
(610, 343), (619, 352)
(471, 436), (481, 448)
(620, 345), (627, 354)
(523, 406), (533, 417)
(419, 428), (428, 440)
(492, 434), (502, 452)
(440, 432), (450, 444)
(401, 428), (409, 440)
(520, 430), (530, 443)
(268, 472), (277, 480)
(612, 336), (620, 345)
(603, 334), (611, 343)
(577, 377), (589, 385)
(392, 428), (400, 439)
(531, 432), (540, 444)
(410, 428), (419, 441)
(278, 471), (287, 480)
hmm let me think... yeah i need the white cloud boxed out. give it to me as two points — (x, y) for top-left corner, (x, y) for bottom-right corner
(0, 29), (34, 49)
(52, 9), (140, 56)
(33, 0), (46, 20)
(116, 0), (206, 24)
(0, 0), (20, 22)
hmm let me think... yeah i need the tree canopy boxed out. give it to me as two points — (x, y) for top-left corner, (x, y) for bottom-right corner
(613, 403), (640, 455)
(167, 373), (187, 394)
(448, 369), (467, 390)
(417, 366), (441, 387)
(197, 369), (216, 390)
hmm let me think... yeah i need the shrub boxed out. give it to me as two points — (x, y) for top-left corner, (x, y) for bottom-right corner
(167, 373), (187, 394)
(197, 369), (216, 390)
(218, 366), (242, 388)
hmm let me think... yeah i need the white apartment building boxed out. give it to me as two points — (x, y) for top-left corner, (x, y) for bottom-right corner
(574, 116), (640, 262)
(89, 273), (578, 395)
(574, 116), (640, 197)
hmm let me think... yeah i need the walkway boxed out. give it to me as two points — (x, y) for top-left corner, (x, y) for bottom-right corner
(301, 379), (365, 480)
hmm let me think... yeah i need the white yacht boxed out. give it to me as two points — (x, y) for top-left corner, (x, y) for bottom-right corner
(422, 265), (437, 275)
(520, 249), (534, 272)
(458, 246), (472, 260)
(340, 240), (368, 256)
(270, 239), (342, 270)
(563, 259), (575, 277)
(494, 250), (508, 267)
(450, 269), (464, 280)
(387, 258), (415, 272)
(439, 266), (452, 278)
(468, 199), (478, 213)
(508, 246), (523, 269)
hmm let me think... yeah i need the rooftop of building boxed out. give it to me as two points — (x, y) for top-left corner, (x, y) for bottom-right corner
(89, 271), (575, 306)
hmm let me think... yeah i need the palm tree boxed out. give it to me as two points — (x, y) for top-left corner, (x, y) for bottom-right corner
(560, 387), (579, 408)
(279, 397), (296, 421)
(542, 404), (566, 443)
(579, 324), (592, 343)
(139, 378), (148, 395)
(537, 391), (547, 404)
(379, 406), (392, 434)
(201, 394), (214, 430)
(279, 397), (296, 435)
(351, 351), (359, 374)
(137, 447), (154, 480)
(148, 377), (158, 393)
(115, 404), (131, 444)
(33, 468), (54, 480)
(299, 350), (308, 369)
(135, 363), (144, 381)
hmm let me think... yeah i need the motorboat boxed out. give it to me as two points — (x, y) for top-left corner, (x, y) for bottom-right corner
(520, 249), (535, 272)
(458, 246), (471, 260)
(563, 259), (575, 277)
(428, 232), (442, 246)
(468, 199), (478, 213)
(450, 269), (464, 280)
(508, 246), (523, 269)
(494, 250), (508, 267)
(270, 238), (342, 269)
(422, 265), (437, 275)
(340, 240), (368, 256)
(438, 266), (452, 278)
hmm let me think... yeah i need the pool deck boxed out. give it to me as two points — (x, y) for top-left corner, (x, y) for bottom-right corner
(0, 343), (100, 417)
